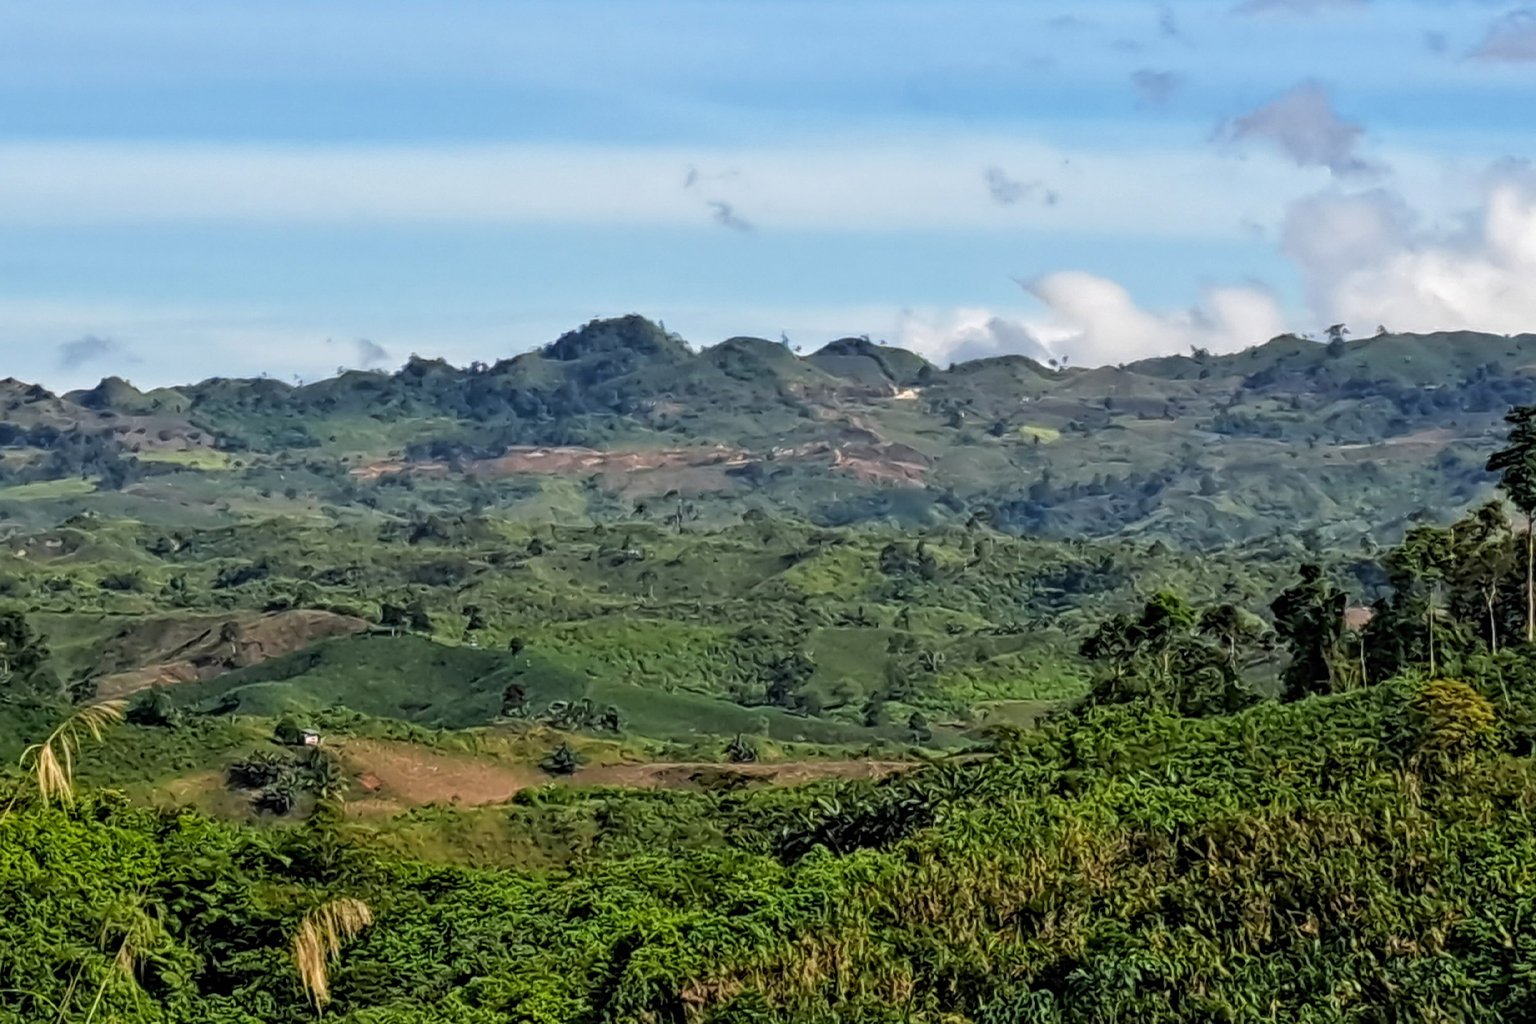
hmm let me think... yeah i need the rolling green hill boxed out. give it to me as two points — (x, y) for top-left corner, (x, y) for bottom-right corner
(0, 316), (1528, 545)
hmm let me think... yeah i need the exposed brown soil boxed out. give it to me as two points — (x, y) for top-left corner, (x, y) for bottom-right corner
(829, 443), (929, 485)
(348, 459), (451, 482)
(332, 739), (543, 811)
(478, 445), (752, 478)
(331, 738), (915, 817)
(351, 440), (931, 491)
(94, 609), (371, 699)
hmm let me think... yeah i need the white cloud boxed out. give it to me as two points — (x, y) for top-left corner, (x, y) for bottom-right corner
(891, 275), (1286, 368)
(1022, 272), (1287, 365)
(895, 308), (1053, 366)
(1285, 167), (1536, 334)
(899, 164), (1536, 370)
(1279, 187), (1414, 307)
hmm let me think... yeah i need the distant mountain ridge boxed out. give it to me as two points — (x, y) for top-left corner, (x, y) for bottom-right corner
(2, 315), (1534, 545)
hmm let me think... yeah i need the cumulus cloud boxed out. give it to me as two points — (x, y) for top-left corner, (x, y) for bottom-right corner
(984, 167), (1059, 207)
(896, 309), (1054, 366)
(1217, 81), (1381, 177)
(1282, 167), (1536, 335)
(1232, 0), (1367, 14)
(1131, 69), (1184, 106)
(896, 276), (1285, 369)
(1471, 8), (1536, 62)
(58, 335), (135, 370)
(1019, 272), (1287, 366)
(1279, 188), (1413, 310)
(924, 166), (1536, 369)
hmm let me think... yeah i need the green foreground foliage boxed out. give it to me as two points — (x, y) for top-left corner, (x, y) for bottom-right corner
(4, 664), (1536, 1022)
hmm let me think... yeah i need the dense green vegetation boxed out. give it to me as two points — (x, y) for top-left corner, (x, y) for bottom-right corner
(0, 317), (1532, 545)
(10, 328), (1536, 1020)
(0, 510), (1343, 761)
(6, 663), (1536, 1021)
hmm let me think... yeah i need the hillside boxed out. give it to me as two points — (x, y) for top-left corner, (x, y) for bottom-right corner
(0, 317), (1528, 545)
(0, 515), (1334, 751)
(5, 325), (1536, 1021)
(7, 668), (1536, 1021)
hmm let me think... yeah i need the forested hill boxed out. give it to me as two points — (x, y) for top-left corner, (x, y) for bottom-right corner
(6, 316), (1536, 545)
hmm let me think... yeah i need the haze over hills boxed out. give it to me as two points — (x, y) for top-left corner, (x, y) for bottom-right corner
(0, 315), (1530, 546)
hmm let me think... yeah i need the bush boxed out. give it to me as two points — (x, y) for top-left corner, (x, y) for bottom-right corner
(227, 752), (290, 790)
(540, 742), (581, 776)
(1409, 677), (1496, 767)
(125, 688), (180, 729)
(273, 716), (305, 746)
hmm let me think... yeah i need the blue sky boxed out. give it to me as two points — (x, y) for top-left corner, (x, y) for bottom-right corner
(4, 0), (1536, 388)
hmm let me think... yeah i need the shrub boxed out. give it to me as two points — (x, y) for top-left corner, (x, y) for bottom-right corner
(726, 734), (759, 764)
(540, 742), (581, 776)
(1409, 677), (1497, 767)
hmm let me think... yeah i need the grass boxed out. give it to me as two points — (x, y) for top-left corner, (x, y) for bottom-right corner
(587, 678), (894, 745)
(163, 632), (903, 747)
(171, 636), (515, 727)
(971, 698), (1061, 729)
(135, 449), (235, 470)
(0, 478), (97, 501)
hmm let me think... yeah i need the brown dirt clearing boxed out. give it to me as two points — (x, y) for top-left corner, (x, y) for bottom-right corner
(331, 738), (916, 817)
(332, 739), (542, 812)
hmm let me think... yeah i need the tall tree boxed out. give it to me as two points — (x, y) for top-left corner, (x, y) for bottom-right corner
(1197, 603), (1271, 675)
(1271, 564), (1347, 700)
(1081, 592), (1256, 716)
(1389, 526), (1457, 676)
(1486, 405), (1536, 642)
(1447, 501), (1517, 655)
(0, 611), (54, 700)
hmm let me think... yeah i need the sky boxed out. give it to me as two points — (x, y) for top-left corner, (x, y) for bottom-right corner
(4, 0), (1536, 389)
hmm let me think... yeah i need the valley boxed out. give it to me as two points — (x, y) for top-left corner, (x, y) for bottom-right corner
(5, 320), (1536, 1021)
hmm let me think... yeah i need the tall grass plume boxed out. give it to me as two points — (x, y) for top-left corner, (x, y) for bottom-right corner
(292, 897), (373, 1010)
(19, 700), (127, 806)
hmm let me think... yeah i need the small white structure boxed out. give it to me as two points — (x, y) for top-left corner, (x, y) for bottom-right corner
(300, 730), (321, 747)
